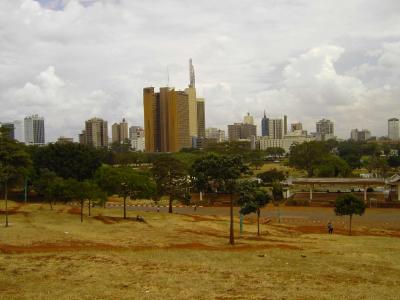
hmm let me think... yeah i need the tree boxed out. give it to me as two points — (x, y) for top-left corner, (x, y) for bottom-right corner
(315, 155), (351, 177)
(32, 169), (61, 210)
(29, 143), (104, 181)
(289, 141), (329, 177)
(388, 155), (400, 168)
(238, 181), (271, 236)
(334, 194), (366, 235)
(191, 154), (248, 245)
(152, 156), (188, 214)
(248, 151), (264, 170)
(0, 129), (31, 227)
(95, 165), (155, 218)
(265, 147), (285, 159)
(257, 169), (286, 185)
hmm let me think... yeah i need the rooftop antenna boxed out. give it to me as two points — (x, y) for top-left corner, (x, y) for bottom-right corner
(189, 58), (195, 88)
(167, 66), (170, 87)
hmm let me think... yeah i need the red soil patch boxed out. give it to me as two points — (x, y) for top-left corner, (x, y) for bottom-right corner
(0, 241), (123, 254)
(0, 205), (29, 216)
(67, 207), (81, 215)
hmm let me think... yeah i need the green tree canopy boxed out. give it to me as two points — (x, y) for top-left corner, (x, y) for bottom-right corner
(335, 194), (366, 235)
(289, 141), (329, 177)
(257, 169), (286, 185)
(30, 143), (104, 180)
(0, 128), (32, 227)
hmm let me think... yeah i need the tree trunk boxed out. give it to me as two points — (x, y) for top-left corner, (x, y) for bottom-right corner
(80, 200), (83, 223)
(5, 181), (8, 228)
(257, 208), (260, 236)
(49, 199), (53, 210)
(229, 193), (234, 245)
(88, 199), (91, 216)
(123, 196), (127, 219)
(349, 214), (352, 235)
(168, 193), (173, 214)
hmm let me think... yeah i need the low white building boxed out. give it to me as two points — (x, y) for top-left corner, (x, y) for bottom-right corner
(131, 137), (145, 151)
(259, 131), (312, 153)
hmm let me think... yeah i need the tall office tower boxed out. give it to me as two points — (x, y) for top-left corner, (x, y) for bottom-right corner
(85, 117), (108, 148)
(206, 128), (226, 142)
(24, 115), (45, 145)
(79, 130), (86, 144)
(268, 119), (284, 139)
(197, 98), (205, 138)
(244, 113), (254, 125)
(143, 87), (191, 152)
(351, 129), (371, 142)
(388, 118), (400, 141)
(129, 126), (145, 139)
(261, 111), (269, 136)
(316, 118), (335, 140)
(284, 115), (288, 135)
(185, 59), (198, 138)
(112, 118), (129, 144)
(291, 122), (303, 132)
(228, 123), (257, 141)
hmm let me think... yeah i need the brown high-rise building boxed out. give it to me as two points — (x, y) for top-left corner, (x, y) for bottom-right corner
(197, 98), (205, 138)
(143, 87), (191, 152)
(228, 123), (257, 141)
(84, 117), (108, 148)
(112, 118), (129, 144)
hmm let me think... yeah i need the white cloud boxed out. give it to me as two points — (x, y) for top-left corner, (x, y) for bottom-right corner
(1, 0), (400, 141)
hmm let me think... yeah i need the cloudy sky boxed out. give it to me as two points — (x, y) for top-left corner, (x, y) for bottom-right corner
(1, 0), (400, 141)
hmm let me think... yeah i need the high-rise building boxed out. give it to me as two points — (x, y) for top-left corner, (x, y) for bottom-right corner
(143, 87), (191, 152)
(244, 113), (254, 125)
(129, 126), (145, 139)
(261, 111), (269, 137)
(79, 130), (86, 144)
(85, 117), (108, 148)
(350, 129), (371, 142)
(388, 118), (400, 141)
(291, 122), (303, 132)
(316, 119), (335, 141)
(228, 123), (257, 141)
(268, 119), (284, 139)
(185, 86), (198, 138)
(112, 118), (129, 144)
(284, 115), (288, 135)
(197, 98), (205, 138)
(24, 115), (45, 145)
(205, 127), (225, 142)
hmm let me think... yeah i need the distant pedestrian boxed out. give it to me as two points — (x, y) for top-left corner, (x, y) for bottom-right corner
(327, 221), (334, 234)
(194, 204), (197, 212)
(157, 206), (160, 213)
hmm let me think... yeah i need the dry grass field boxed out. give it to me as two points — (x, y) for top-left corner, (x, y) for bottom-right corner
(1, 201), (400, 299)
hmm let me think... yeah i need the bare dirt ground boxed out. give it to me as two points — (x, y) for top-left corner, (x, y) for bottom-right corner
(0, 202), (400, 299)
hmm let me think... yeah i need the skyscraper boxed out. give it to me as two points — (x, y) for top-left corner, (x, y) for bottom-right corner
(351, 129), (371, 141)
(388, 118), (400, 141)
(189, 58), (195, 88)
(85, 117), (108, 148)
(24, 115), (45, 145)
(0, 122), (15, 140)
(129, 126), (144, 139)
(284, 115), (288, 135)
(291, 122), (303, 132)
(112, 118), (129, 144)
(143, 87), (191, 152)
(197, 98), (205, 138)
(228, 123), (257, 141)
(244, 113), (254, 125)
(261, 111), (269, 136)
(268, 119), (284, 139)
(316, 119), (335, 140)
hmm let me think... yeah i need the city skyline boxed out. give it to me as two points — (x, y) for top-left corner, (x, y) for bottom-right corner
(1, 1), (400, 141)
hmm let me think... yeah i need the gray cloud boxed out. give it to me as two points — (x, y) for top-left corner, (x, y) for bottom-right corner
(1, 0), (400, 141)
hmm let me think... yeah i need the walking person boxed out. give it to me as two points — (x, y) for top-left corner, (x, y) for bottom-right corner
(327, 221), (334, 234)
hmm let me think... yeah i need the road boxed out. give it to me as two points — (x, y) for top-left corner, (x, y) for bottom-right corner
(107, 204), (400, 229)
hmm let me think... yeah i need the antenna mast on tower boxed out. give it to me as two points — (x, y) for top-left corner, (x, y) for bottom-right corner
(189, 58), (195, 88)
